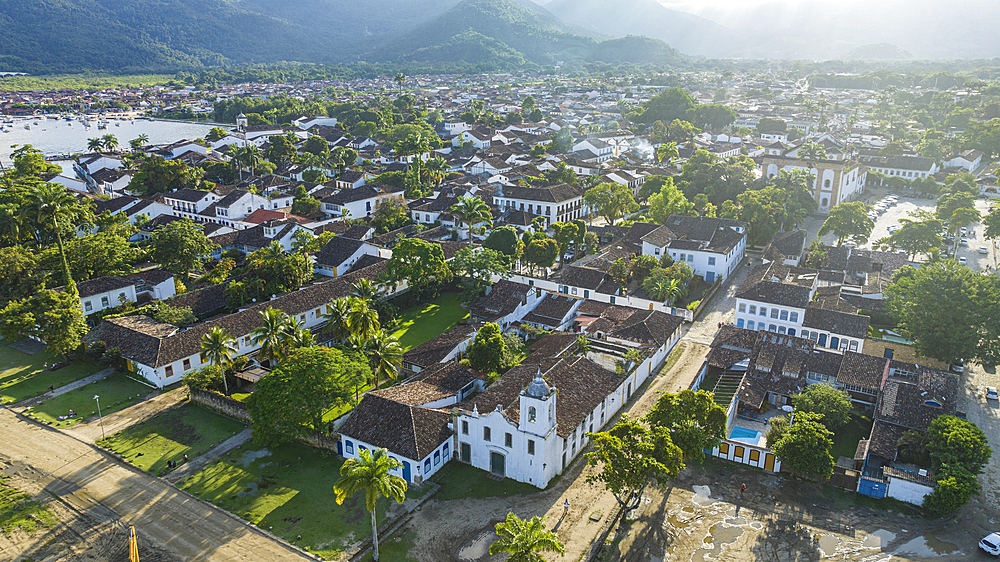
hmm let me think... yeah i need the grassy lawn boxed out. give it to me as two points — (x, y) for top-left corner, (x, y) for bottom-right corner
(375, 530), (417, 561)
(430, 461), (541, 502)
(391, 293), (469, 351)
(0, 477), (56, 534)
(97, 403), (246, 476)
(182, 441), (395, 560)
(24, 372), (155, 428)
(831, 416), (873, 461)
(0, 345), (101, 404)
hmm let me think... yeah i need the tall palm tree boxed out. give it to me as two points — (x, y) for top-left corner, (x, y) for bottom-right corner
(135, 133), (149, 145)
(243, 145), (263, 179)
(394, 72), (406, 92)
(87, 137), (103, 152)
(101, 134), (119, 153)
(333, 448), (407, 562)
(321, 297), (354, 343)
(450, 195), (493, 242)
(348, 298), (381, 340)
(0, 204), (25, 245)
(365, 330), (403, 387)
(423, 156), (449, 187)
(395, 132), (429, 180)
(250, 240), (286, 269)
(797, 141), (827, 169)
(488, 513), (565, 562)
(24, 184), (90, 288)
(200, 326), (237, 395)
(251, 307), (290, 365)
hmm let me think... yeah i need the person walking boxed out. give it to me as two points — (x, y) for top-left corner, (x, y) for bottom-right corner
(740, 483), (746, 498)
(563, 499), (569, 513)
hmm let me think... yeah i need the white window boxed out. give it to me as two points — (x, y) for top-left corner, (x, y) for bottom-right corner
(790, 311), (798, 323)
(84, 301), (93, 312)
(101, 296), (110, 307)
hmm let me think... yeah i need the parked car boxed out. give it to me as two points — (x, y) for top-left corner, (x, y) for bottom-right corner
(981, 247), (989, 255)
(959, 256), (968, 265)
(986, 387), (999, 401)
(960, 238), (969, 246)
(980, 532), (1000, 555)
(952, 360), (965, 373)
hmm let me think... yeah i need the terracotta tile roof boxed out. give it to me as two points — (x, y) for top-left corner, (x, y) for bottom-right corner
(836, 352), (887, 391)
(402, 324), (479, 369)
(339, 394), (453, 461)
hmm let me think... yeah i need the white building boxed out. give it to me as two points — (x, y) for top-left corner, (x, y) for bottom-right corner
(493, 183), (586, 226)
(77, 277), (139, 317)
(639, 216), (748, 283)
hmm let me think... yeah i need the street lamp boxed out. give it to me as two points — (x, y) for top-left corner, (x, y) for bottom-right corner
(94, 395), (105, 440)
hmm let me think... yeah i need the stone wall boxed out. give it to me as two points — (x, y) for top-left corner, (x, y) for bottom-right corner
(190, 388), (251, 422)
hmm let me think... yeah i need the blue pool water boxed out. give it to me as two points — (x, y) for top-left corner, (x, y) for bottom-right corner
(728, 426), (764, 446)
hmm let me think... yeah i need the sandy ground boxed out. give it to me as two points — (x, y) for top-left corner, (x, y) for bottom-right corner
(396, 341), (710, 562)
(0, 407), (311, 562)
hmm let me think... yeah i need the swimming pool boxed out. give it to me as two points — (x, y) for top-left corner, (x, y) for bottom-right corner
(728, 426), (764, 447)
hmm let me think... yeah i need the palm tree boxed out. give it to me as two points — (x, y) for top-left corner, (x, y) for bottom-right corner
(394, 73), (406, 92)
(488, 513), (565, 562)
(243, 145), (263, 179)
(450, 195), (493, 242)
(348, 298), (381, 340)
(24, 184), (90, 288)
(423, 156), (449, 187)
(365, 330), (403, 387)
(0, 204), (25, 245)
(200, 326), (237, 395)
(797, 141), (827, 168)
(250, 240), (286, 269)
(395, 132), (430, 182)
(87, 137), (103, 152)
(350, 278), (380, 303)
(130, 134), (149, 151)
(321, 297), (354, 343)
(286, 326), (316, 350)
(333, 448), (407, 562)
(655, 141), (678, 166)
(251, 308), (290, 365)
(101, 134), (119, 153)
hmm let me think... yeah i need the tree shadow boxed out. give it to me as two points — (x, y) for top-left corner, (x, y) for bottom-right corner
(749, 518), (821, 562)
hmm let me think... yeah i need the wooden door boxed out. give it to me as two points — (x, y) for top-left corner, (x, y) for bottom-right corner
(734, 446), (745, 461)
(490, 452), (505, 476)
(764, 453), (775, 471)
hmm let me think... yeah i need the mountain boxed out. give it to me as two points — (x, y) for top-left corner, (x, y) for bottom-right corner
(378, 0), (597, 65)
(0, 0), (455, 72)
(0, 0), (687, 73)
(540, 0), (732, 57)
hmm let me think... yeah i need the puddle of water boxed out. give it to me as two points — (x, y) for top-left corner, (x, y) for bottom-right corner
(892, 535), (960, 557)
(238, 448), (271, 467)
(458, 530), (497, 561)
(725, 517), (747, 526)
(682, 506), (695, 514)
(236, 482), (258, 497)
(691, 523), (743, 562)
(749, 521), (763, 530)
(818, 534), (840, 557)
(692, 485), (718, 507)
(862, 529), (897, 549)
(666, 513), (690, 531)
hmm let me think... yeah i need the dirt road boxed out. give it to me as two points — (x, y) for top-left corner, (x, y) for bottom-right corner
(398, 342), (709, 562)
(0, 407), (311, 562)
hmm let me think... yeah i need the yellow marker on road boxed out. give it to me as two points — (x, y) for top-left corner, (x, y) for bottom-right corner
(129, 526), (140, 562)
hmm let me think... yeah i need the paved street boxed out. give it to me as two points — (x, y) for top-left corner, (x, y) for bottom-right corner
(0, 406), (310, 562)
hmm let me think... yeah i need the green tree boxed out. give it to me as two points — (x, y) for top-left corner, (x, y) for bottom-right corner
(250, 307), (291, 365)
(585, 417), (684, 511)
(985, 206), (1000, 241)
(675, 150), (757, 206)
(926, 415), (992, 475)
(483, 226), (523, 262)
(364, 329), (403, 387)
(249, 347), (368, 444)
(766, 411), (835, 479)
(886, 261), (997, 366)
(0, 289), (88, 360)
(450, 195), (493, 242)
(0, 248), (44, 306)
(648, 177), (695, 223)
(631, 87), (697, 124)
(200, 326), (236, 395)
(756, 117), (787, 134)
(87, 137), (103, 152)
(386, 238), (452, 292)
(321, 297), (354, 343)
(923, 464), (981, 517)
(883, 211), (943, 259)
(24, 183), (92, 288)
(101, 134), (119, 152)
(149, 219), (217, 280)
(40, 228), (139, 282)
(488, 513), (565, 562)
(127, 156), (203, 195)
(182, 365), (225, 393)
(205, 127), (227, 142)
(333, 448), (407, 562)
(467, 323), (508, 374)
(523, 238), (559, 277)
(453, 247), (511, 303)
(693, 104), (737, 131)
(645, 390), (727, 463)
(655, 142), (679, 167)
(550, 128), (573, 153)
(792, 384), (853, 430)
(265, 134), (297, 163)
(583, 182), (638, 226)
(819, 202), (874, 246)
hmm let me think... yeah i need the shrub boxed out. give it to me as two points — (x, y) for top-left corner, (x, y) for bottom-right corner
(85, 341), (107, 363)
(686, 300), (700, 311)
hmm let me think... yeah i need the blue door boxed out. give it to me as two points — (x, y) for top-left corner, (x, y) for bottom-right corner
(402, 461), (411, 482)
(818, 334), (828, 347)
(336, 440), (343, 455)
(706, 271), (715, 282)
